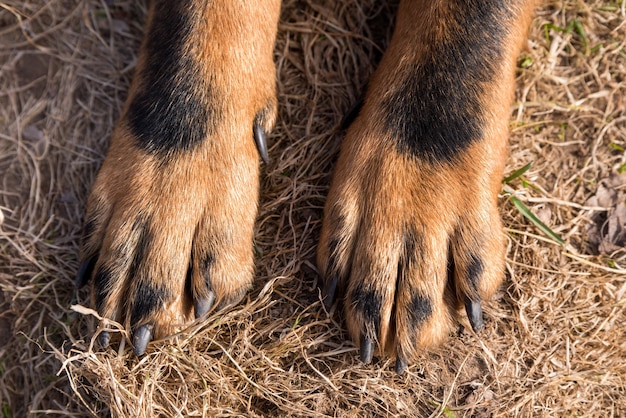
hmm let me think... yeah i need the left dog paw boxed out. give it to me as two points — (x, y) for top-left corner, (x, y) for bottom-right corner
(76, 115), (267, 355)
(76, 0), (281, 355)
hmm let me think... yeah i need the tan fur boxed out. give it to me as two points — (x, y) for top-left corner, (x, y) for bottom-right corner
(82, 0), (281, 341)
(318, 0), (538, 362)
(83, 0), (538, 360)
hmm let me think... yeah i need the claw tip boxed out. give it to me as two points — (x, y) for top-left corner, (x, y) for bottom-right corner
(395, 354), (408, 375)
(360, 335), (374, 364)
(133, 324), (153, 356)
(465, 298), (484, 333)
(194, 291), (216, 319)
(98, 330), (110, 348)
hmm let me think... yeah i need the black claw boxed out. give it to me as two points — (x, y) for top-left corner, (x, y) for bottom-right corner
(133, 324), (153, 356)
(465, 298), (484, 332)
(395, 353), (408, 375)
(360, 334), (374, 364)
(323, 275), (338, 310)
(253, 120), (269, 164)
(75, 256), (97, 288)
(194, 290), (216, 319)
(98, 330), (110, 348)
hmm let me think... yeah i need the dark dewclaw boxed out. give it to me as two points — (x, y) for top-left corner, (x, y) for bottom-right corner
(193, 253), (217, 318)
(253, 117), (269, 164)
(93, 267), (113, 313)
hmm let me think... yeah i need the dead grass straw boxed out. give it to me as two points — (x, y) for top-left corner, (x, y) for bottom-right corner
(1, 0), (625, 416)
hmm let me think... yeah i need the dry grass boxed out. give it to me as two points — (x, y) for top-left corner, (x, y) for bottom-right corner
(1, 0), (625, 416)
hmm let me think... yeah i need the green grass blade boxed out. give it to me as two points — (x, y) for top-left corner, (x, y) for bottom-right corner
(503, 162), (533, 184)
(572, 19), (589, 54)
(510, 195), (565, 245)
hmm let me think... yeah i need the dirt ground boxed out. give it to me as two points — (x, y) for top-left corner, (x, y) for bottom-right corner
(1, 0), (625, 416)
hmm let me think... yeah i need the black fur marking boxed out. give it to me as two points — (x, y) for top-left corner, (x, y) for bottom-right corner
(201, 253), (215, 292)
(127, 0), (218, 154)
(128, 220), (153, 282)
(407, 294), (432, 329)
(76, 256), (97, 288)
(81, 219), (96, 245)
(467, 254), (483, 294)
(93, 266), (113, 313)
(401, 229), (419, 267)
(342, 99), (363, 130)
(396, 229), (431, 330)
(324, 236), (349, 302)
(397, 227), (421, 282)
(124, 219), (169, 325)
(325, 239), (340, 277)
(351, 284), (383, 337)
(130, 283), (169, 327)
(384, 1), (510, 162)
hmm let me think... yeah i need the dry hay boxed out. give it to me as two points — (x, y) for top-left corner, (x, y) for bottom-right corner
(1, 0), (625, 416)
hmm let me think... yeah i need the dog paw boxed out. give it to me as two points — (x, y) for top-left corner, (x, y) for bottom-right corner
(317, 0), (532, 372)
(318, 136), (507, 371)
(77, 126), (265, 355)
(76, 0), (280, 355)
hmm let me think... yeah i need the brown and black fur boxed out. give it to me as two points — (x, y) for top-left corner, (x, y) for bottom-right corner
(78, 0), (538, 369)
(318, 0), (538, 372)
(78, 0), (281, 355)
